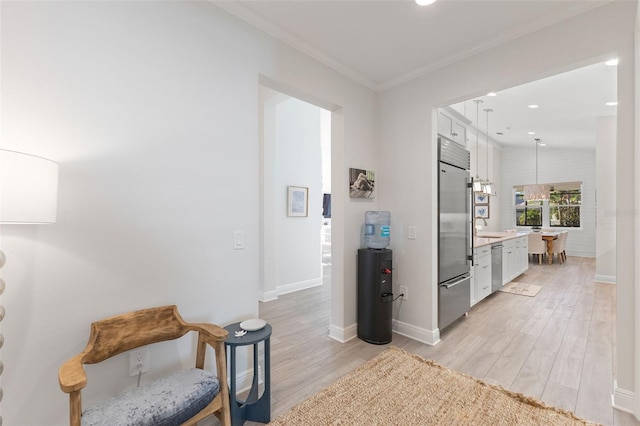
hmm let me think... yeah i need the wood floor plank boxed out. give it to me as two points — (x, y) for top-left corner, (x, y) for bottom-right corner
(436, 332), (487, 371)
(548, 334), (587, 390)
(534, 316), (570, 354)
(541, 380), (579, 413)
(484, 331), (538, 388)
(510, 347), (557, 398)
(575, 352), (614, 425)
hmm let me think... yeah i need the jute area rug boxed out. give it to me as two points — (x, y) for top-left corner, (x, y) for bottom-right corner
(499, 281), (542, 297)
(270, 347), (598, 425)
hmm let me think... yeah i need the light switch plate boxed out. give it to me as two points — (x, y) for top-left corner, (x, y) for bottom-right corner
(233, 231), (244, 249)
(408, 226), (417, 240)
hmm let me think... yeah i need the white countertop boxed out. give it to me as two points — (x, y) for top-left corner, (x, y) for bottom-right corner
(474, 231), (528, 248)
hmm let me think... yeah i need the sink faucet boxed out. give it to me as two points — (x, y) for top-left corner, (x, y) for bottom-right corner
(474, 217), (488, 238)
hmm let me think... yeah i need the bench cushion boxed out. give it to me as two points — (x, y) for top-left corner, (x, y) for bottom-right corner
(81, 368), (220, 426)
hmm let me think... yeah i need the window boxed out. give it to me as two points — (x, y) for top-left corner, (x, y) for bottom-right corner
(514, 182), (582, 229)
(549, 188), (581, 227)
(515, 193), (542, 226)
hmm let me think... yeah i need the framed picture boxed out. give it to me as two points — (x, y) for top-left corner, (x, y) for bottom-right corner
(287, 186), (308, 217)
(475, 193), (489, 205)
(475, 205), (490, 219)
(349, 168), (375, 199)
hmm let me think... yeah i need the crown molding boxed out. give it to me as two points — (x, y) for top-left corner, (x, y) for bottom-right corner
(378, 1), (610, 92)
(212, 1), (379, 92)
(213, 1), (609, 93)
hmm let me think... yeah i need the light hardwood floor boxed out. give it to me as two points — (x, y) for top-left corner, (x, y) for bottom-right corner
(251, 256), (639, 426)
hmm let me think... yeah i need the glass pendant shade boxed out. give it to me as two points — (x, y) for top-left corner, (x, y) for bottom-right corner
(482, 182), (494, 196)
(473, 179), (484, 193)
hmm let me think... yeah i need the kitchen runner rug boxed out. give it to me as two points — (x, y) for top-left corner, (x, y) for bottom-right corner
(269, 346), (597, 425)
(498, 281), (542, 297)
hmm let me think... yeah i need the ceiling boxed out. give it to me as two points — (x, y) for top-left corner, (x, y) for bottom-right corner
(448, 61), (617, 149)
(215, 0), (617, 149)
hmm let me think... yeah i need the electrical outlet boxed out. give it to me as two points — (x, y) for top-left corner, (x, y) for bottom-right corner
(399, 285), (408, 301)
(129, 348), (149, 376)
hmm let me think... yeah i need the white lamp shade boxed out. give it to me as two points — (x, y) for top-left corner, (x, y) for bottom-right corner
(0, 149), (59, 224)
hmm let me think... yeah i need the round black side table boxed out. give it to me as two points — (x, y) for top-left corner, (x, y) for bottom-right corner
(224, 322), (272, 426)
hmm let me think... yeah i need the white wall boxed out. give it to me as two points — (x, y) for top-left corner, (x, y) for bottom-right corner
(468, 138), (502, 233)
(596, 116), (617, 283)
(0, 2), (377, 424)
(275, 97), (323, 294)
(261, 94), (324, 301)
(500, 146), (596, 257)
(377, 1), (636, 404)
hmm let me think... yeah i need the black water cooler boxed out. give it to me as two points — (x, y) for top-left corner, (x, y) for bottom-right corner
(357, 248), (393, 344)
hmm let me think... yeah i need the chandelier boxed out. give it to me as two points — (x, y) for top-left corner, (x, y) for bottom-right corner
(523, 138), (550, 200)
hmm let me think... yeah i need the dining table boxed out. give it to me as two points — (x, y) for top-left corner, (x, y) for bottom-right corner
(540, 231), (560, 264)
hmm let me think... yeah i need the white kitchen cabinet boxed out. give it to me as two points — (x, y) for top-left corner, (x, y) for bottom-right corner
(502, 239), (515, 285)
(472, 246), (492, 306)
(515, 235), (529, 277)
(502, 236), (528, 284)
(438, 109), (468, 147)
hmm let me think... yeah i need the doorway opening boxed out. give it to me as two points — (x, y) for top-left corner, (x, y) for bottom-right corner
(258, 84), (332, 326)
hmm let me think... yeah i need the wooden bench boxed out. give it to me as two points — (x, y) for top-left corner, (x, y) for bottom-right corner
(58, 305), (231, 426)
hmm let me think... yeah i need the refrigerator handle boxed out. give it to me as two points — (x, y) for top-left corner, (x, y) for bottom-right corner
(467, 179), (474, 266)
(441, 274), (470, 289)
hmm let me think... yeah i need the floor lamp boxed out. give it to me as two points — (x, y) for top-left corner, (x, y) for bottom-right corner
(0, 149), (59, 425)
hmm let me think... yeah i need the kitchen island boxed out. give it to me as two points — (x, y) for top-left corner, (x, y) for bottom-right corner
(475, 231), (529, 247)
(471, 231), (529, 306)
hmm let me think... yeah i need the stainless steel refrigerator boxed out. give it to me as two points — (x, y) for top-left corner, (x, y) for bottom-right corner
(438, 137), (472, 330)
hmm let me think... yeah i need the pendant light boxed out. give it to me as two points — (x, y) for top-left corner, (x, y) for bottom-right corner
(523, 138), (550, 200)
(482, 108), (496, 196)
(472, 99), (485, 193)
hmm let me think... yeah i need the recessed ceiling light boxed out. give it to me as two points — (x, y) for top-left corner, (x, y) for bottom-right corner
(605, 58), (619, 66)
(528, 104), (539, 109)
(487, 92), (497, 97)
(606, 101), (618, 106)
(528, 131), (536, 135)
(539, 143), (546, 147)
(415, 0), (436, 5)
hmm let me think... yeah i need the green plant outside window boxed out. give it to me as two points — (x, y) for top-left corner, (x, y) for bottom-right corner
(549, 188), (581, 227)
(513, 185), (582, 228)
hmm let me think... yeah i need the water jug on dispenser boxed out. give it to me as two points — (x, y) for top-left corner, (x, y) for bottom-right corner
(364, 211), (390, 249)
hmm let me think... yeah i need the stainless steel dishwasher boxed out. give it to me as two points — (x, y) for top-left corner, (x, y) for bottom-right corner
(491, 243), (503, 293)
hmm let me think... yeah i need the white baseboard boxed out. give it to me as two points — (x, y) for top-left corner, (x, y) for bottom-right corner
(259, 289), (279, 302)
(392, 319), (440, 346)
(258, 277), (322, 302)
(328, 323), (357, 343)
(278, 277), (322, 295)
(198, 367), (263, 426)
(594, 274), (616, 284)
(565, 251), (595, 258)
(613, 381), (636, 415)
(232, 365), (263, 394)
(328, 320), (440, 345)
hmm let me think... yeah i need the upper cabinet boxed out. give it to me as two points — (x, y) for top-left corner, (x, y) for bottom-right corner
(438, 107), (471, 147)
